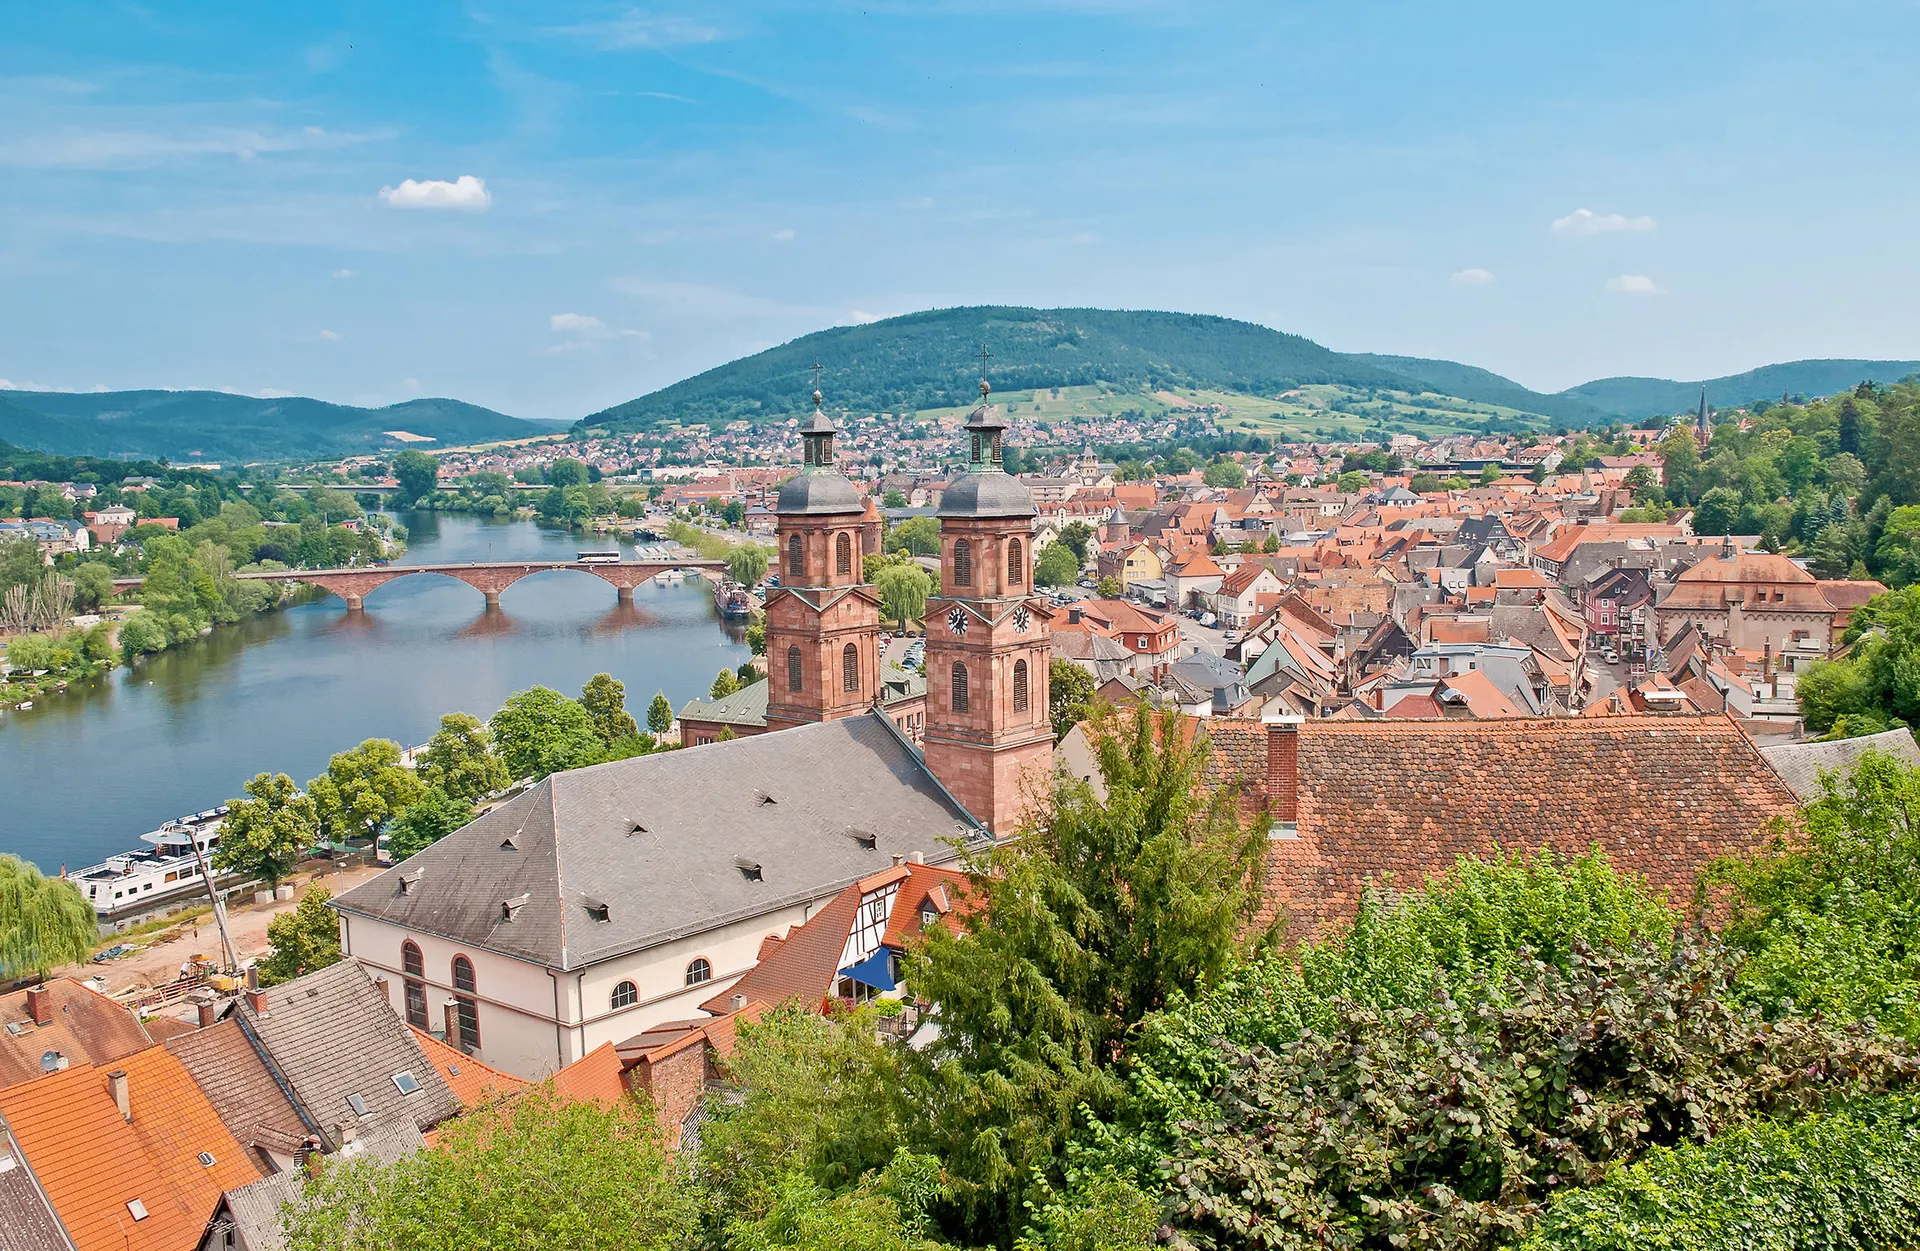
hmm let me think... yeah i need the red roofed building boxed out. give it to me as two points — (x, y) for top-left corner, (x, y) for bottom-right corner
(1653, 550), (1838, 658)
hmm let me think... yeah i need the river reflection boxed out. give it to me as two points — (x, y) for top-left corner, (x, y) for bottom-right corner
(0, 513), (749, 872)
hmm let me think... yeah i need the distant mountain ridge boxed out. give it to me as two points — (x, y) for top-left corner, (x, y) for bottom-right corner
(578, 306), (1427, 433)
(0, 389), (544, 464)
(1557, 359), (1920, 420)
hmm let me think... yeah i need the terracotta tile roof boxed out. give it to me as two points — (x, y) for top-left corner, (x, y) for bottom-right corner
(0, 1047), (262, 1251)
(1263, 715), (1799, 939)
(547, 1043), (628, 1107)
(1661, 552), (1832, 611)
(880, 864), (973, 948)
(0, 980), (151, 1091)
(1533, 523), (1681, 564)
(166, 1019), (308, 1157)
(700, 881), (863, 1015)
(1170, 553), (1224, 576)
(408, 1027), (528, 1110)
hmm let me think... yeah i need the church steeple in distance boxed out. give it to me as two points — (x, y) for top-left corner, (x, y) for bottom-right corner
(1696, 385), (1711, 440)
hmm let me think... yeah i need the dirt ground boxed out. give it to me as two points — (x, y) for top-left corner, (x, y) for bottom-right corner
(60, 862), (387, 996)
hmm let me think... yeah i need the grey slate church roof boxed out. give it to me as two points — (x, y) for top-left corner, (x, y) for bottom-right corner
(333, 712), (987, 971)
(1759, 727), (1920, 799)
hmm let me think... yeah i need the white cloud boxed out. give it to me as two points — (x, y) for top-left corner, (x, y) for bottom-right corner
(332, 268), (357, 279)
(1451, 267), (1495, 286)
(1605, 274), (1666, 295)
(547, 11), (720, 50)
(1552, 208), (1656, 236)
(772, 228), (795, 242)
(379, 175), (491, 211)
(848, 310), (881, 324)
(318, 329), (342, 342)
(545, 311), (650, 354)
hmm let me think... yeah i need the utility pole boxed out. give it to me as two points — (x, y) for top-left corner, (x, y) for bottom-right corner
(189, 826), (242, 975)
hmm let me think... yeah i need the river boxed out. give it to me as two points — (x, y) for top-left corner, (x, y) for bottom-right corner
(0, 512), (750, 873)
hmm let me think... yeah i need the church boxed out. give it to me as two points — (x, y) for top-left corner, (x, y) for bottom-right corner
(330, 378), (1060, 1077)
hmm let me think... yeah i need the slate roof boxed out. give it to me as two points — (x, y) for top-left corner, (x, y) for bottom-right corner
(0, 981), (151, 1091)
(333, 712), (985, 971)
(0, 1048), (262, 1251)
(1759, 727), (1920, 799)
(676, 680), (771, 728)
(235, 962), (456, 1152)
(165, 1019), (309, 1157)
(215, 1119), (425, 1251)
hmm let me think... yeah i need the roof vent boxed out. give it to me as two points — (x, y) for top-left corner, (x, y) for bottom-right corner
(500, 834), (519, 850)
(733, 857), (764, 883)
(197, 1151), (216, 1167)
(501, 893), (530, 921)
(584, 898), (611, 923)
(398, 869), (424, 895)
(849, 830), (878, 852)
(628, 819), (648, 835)
(755, 790), (778, 806)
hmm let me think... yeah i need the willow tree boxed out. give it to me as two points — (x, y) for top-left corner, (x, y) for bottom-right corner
(0, 855), (98, 981)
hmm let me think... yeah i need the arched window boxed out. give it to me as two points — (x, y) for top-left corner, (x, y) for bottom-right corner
(787, 533), (804, 579)
(953, 538), (973, 586)
(842, 643), (859, 693)
(952, 662), (970, 713)
(685, 958), (712, 986)
(835, 532), (852, 575)
(787, 644), (804, 692)
(401, 941), (427, 1030)
(450, 955), (480, 1052)
(1013, 659), (1029, 713)
(611, 981), (638, 1010)
(1007, 538), (1024, 585)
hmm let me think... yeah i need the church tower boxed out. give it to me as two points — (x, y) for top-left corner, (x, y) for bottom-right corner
(923, 370), (1056, 836)
(763, 382), (882, 733)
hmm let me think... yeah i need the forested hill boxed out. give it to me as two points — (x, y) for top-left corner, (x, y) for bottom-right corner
(0, 390), (545, 464)
(578, 307), (1427, 433)
(1563, 359), (1920, 420)
(1346, 354), (1614, 427)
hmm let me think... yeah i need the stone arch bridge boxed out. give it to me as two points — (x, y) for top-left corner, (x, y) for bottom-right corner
(112, 558), (728, 611)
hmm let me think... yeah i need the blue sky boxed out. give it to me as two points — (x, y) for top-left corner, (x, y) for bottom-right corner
(3, 1), (1918, 419)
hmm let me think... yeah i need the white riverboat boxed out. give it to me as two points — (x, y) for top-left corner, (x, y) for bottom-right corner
(67, 810), (234, 926)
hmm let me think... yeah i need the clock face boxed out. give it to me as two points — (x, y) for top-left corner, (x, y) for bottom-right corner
(1013, 605), (1031, 633)
(947, 606), (968, 635)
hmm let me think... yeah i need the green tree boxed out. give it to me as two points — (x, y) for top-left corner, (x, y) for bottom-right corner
(728, 542), (771, 586)
(1480, 463), (1505, 485)
(1692, 486), (1740, 535)
(390, 450), (439, 505)
(886, 516), (941, 556)
(905, 704), (1275, 1239)
(257, 886), (342, 985)
(581, 672), (639, 745)
(545, 458), (590, 488)
(70, 561), (116, 612)
(1335, 470), (1369, 493)
(876, 563), (933, 631)
(308, 738), (421, 845)
(489, 686), (605, 780)
(1809, 522), (1855, 579)
(1261, 531), (1280, 553)
(1408, 473), (1443, 493)
(1048, 659), (1095, 739)
(1033, 543), (1079, 587)
(1056, 521), (1094, 564)
(1201, 459), (1246, 489)
(284, 1089), (698, 1251)
(647, 691), (674, 735)
(0, 855), (98, 981)
(386, 788), (475, 862)
(746, 622), (767, 655)
(882, 489), (908, 508)
(213, 772), (319, 888)
(414, 712), (510, 804)
(1096, 575), (1121, 598)
(711, 668), (741, 699)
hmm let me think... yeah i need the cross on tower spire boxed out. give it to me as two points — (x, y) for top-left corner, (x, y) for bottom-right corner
(975, 344), (992, 399)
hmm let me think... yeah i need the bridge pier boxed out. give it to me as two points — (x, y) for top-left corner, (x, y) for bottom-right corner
(616, 585), (634, 603)
(344, 595), (366, 612)
(483, 590), (503, 609)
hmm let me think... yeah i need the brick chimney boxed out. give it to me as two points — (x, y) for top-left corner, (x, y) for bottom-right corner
(24, 985), (51, 1027)
(108, 1069), (130, 1122)
(196, 1000), (218, 1029)
(244, 988), (267, 1017)
(1266, 717), (1302, 828)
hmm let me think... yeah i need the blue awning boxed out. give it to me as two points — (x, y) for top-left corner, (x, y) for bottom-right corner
(837, 948), (897, 992)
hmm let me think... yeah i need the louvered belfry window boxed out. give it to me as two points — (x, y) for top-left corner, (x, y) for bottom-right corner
(953, 539), (973, 586)
(1013, 659), (1029, 712)
(787, 645), (804, 692)
(952, 662), (970, 713)
(843, 643), (859, 692)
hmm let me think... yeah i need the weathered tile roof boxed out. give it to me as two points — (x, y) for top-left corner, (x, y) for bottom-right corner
(236, 962), (456, 1152)
(0, 1048), (261, 1251)
(0, 981), (150, 1091)
(165, 1019), (309, 1157)
(1200, 715), (1799, 942)
(333, 713), (984, 971)
(214, 1119), (425, 1251)
(408, 1027), (528, 1111)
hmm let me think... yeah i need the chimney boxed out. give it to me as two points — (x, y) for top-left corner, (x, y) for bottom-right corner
(339, 1123), (358, 1146)
(24, 985), (51, 1027)
(729, 993), (747, 1012)
(108, 1070), (130, 1122)
(891, 853), (904, 867)
(197, 1000), (217, 1029)
(245, 966), (260, 992)
(1267, 718), (1302, 827)
(443, 999), (462, 1045)
(245, 988), (267, 1017)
